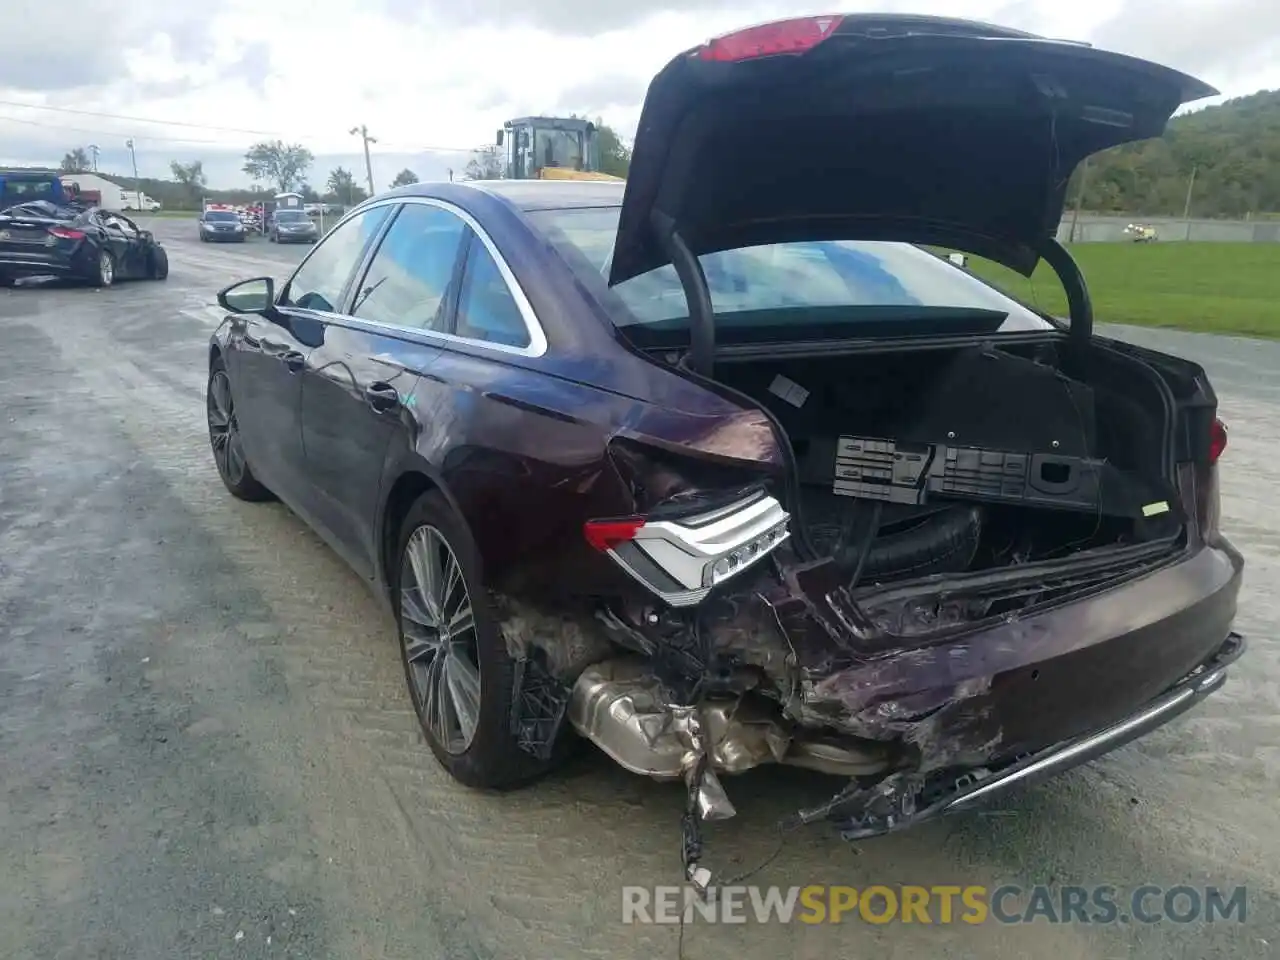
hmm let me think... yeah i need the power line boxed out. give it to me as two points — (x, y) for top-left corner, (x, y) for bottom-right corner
(0, 113), (225, 145)
(0, 98), (288, 136)
(0, 98), (484, 154)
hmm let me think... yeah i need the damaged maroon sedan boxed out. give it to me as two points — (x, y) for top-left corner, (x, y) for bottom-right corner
(207, 14), (1245, 884)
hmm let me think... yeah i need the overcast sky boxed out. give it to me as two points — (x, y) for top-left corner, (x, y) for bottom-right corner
(2, 0), (1276, 189)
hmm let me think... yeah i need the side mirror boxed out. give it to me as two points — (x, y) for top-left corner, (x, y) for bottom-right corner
(496, 129), (504, 146)
(218, 276), (276, 316)
(947, 252), (969, 268)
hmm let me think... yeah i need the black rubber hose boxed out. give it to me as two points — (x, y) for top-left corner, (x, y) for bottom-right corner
(845, 501), (884, 590)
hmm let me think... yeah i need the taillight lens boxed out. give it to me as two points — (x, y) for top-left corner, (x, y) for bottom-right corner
(696, 15), (845, 61)
(584, 493), (790, 607)
(583, 518), (646, 552)
(48, 227), (84, 240)
(1209, 418), (1228, 465)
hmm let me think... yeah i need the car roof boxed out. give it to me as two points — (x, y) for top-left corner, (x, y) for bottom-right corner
(398, 179), (625, 212)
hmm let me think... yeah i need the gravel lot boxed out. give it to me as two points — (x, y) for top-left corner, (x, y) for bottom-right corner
(1, 218), (1276, 959)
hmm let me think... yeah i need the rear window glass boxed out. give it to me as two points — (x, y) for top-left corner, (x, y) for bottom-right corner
(527, 206), (1051, 334)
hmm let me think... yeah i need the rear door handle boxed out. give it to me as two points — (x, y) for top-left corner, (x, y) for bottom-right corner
(364, 382), (400, 413)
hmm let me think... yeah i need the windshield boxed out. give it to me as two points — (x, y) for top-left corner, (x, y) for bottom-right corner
(276, 211), (309, 222)
(205, 211), (239, 222)
(532, 127), (584, 171)
(528, 206), (1052, 337)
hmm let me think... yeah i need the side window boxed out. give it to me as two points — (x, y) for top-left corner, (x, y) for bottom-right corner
(281, 206), (391, 313)
(453, 236), (531, 349)
(350, 204), (468, 331)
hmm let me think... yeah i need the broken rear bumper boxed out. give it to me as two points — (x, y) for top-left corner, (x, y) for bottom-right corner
(831, 631), (1245, 839)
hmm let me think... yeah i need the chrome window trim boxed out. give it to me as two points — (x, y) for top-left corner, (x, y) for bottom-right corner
(345, 194), (549, 358)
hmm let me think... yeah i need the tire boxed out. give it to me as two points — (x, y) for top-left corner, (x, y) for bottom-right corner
(394, 492), (558, 789)
(206, 358), (274, 502)
(92, 248), (115, 287)
(0, 272), (13, 288)
(148, 245), (169, 280)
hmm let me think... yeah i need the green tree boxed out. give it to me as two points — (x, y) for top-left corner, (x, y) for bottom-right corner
(242, 140), (314, 193)
(464, 145), (504, 180)
(594, 120), (631, 178)
(60, 148), (90, 174)
(390, 168), (419, 187)
(169, 160), (207, 204)
(326, 166), (364, 205)
(1067, 89), (1280, 218)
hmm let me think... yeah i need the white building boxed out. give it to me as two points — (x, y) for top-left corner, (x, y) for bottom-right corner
(58, 173), (125, 211)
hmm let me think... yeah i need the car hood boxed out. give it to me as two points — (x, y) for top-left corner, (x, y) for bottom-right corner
(608, 15), (1215, 285)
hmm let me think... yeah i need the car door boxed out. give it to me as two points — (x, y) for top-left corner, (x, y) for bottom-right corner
(297, 200), (467, 577)
(229, 205), (393, 509)
(110, 213), (147, 277)
(96, 212), (137, 273)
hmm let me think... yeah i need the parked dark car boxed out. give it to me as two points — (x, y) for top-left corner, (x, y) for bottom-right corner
(0, 201), (168, 287)
(199, 209), (248, 242)
(269, 209), (319, 244)
(205, 15), (1245, 879)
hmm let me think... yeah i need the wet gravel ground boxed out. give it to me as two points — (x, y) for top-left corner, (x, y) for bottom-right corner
(1, 218), (1276, 959)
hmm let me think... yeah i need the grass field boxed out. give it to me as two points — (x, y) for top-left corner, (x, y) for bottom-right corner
(964, 242), (1279, 339)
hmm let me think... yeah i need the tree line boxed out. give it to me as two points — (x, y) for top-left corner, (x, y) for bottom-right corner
(1067, 89), (1279, 219)
(54, 117), (634, 211)
(51, 89), (1277, 218)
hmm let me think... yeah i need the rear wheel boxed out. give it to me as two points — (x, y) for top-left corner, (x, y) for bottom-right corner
(92, 249), (114, 287)
(206, 359), (274, 502)
(394, 492), (558, 789)
(148, 245), (169, 280)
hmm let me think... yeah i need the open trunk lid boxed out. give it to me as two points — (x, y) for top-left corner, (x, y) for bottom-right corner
(608, 14), (1216, 285)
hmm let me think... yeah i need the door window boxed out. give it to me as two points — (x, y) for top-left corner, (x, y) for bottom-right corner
(453, 236), (531, 349)
(281, 206), (391, 313)
(350, 203), (468, 331)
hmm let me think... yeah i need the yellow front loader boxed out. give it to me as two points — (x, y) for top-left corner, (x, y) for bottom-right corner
(497, 117), (625, 182)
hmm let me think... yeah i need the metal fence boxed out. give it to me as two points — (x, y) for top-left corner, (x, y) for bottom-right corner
(1055, 215), (1280, 244)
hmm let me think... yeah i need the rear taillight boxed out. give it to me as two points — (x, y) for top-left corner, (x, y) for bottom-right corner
(48, 227), (84, 240)
(1209, 418), (1228, 465)
(696, 15), (845, 61)
(583, 518), (646, 552)
(584, 492), (790, 607)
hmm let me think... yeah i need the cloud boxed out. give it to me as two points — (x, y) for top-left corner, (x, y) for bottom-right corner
(414, 0), (744, 37)
(1089, 0), (1280, 85)
(0, 1), (219, 91)
(553, 75), (651, 116)
(2, 0), (1276, 192)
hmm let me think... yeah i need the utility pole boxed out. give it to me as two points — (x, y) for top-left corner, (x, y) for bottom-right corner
(1182, 165), (1198, 235)
(88, 144), (100, 172)
(349, 125), (376, 197)
(1068, 156), (1090, 244)
(125, 139), (140, 209)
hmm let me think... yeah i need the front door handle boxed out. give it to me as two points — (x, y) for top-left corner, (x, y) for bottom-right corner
(281, 351), (305, 373)
(364, 382), (400, 413)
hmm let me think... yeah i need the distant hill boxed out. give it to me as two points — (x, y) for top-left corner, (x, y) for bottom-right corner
(1071, 89), (1280, 219)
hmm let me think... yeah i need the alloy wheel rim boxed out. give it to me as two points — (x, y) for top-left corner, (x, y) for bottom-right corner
(400, 525), (481, 755)
(206, 370), (246, 485)
(100, 252), (113, 284)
